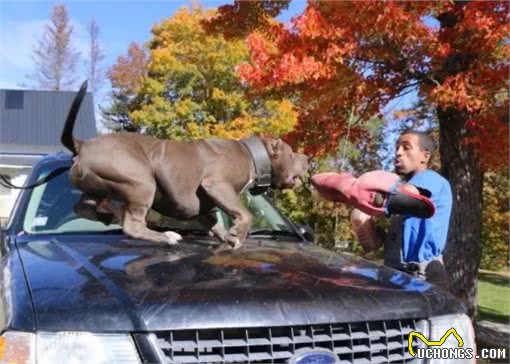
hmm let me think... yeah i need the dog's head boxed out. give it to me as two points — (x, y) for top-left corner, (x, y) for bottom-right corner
(262, 138), (310, 189)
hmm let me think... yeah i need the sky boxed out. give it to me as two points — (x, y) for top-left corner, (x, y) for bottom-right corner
(0, 0), (416, 166)
(0, 0), (308, 132)
(0, 0), (306, 90)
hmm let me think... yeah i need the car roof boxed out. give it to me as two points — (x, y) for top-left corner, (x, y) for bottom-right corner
(33, 152), (73, 168)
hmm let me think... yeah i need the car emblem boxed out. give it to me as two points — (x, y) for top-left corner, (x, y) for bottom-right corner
(289, 348), (338, 364)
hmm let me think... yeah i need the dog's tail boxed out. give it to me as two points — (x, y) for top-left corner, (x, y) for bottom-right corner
(61, 80), (88, 156)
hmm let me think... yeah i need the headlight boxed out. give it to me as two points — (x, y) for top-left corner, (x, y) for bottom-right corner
(414, 313), (476, 364)
(0, 331), (35, 364)
(0, 331), (141, 364)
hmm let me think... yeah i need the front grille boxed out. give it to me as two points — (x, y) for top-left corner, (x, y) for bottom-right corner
(149, 319), (421, 364)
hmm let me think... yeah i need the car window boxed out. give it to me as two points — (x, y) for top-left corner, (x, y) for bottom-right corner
(21, 166), (296, 236)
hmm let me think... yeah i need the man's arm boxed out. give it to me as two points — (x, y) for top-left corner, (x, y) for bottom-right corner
(350, 208), (385, 252)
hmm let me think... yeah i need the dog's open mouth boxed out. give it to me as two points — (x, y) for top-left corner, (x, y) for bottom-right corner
(286, 175), (304, 188)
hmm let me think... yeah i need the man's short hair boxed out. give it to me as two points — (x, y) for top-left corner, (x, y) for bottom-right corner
(400, 129), (436, 155)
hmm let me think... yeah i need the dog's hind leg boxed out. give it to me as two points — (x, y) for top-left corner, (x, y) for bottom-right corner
(122, 202), (182, 245)
(116, 179), (182, 245)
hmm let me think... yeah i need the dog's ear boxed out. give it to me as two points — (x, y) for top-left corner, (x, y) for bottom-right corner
(266, 139), (283, 158)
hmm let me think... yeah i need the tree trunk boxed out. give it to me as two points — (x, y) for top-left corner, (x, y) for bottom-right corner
(439, 108), (483, 319)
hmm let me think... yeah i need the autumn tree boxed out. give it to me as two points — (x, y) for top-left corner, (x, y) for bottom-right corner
(480, 171), (510, 271)
(29, 4), (80, 90)
(109, 42), (148, 96)
(206, 1), (509, 317)
(85, 17), (105, 97)
(102, 42), (148, 131)
(109, 7), (298, 140)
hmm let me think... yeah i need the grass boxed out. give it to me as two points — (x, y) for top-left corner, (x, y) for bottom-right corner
(477, 271), (510, 324)
(476, 272), (509, 364)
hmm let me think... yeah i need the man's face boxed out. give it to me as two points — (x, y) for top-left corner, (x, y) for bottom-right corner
(395, 133), (430, 177)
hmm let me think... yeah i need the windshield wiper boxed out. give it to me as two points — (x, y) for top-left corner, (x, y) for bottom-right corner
(24, 228), (125, 236)
(151, 227), (210, 236)
(95, 229), (125, 235)
(61, 229), (125, 235)
(174, 228), (209, 235)
(249, 229), (301, 239)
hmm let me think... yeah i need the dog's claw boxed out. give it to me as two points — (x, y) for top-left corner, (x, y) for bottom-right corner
(226, 235), (242, 249)
(164, 231), (182, 245)
(209, 225), (227, 242)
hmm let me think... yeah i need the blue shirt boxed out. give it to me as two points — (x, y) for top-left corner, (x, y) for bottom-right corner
(401, 170), (453, 263)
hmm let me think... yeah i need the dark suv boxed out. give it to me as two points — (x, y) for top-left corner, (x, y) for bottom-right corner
(0, 153), (474, 364)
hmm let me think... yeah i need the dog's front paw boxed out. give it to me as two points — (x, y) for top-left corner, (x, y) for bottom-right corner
(209, 225), (228, 241)
(164, 231), (183, 245)
(225, 234), (242, 249)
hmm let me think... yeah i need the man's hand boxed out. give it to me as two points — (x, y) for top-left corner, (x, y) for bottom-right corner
(350, 208), (384, 252)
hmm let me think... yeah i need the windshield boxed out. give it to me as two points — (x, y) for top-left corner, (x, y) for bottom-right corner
(21, 165), (298, 238)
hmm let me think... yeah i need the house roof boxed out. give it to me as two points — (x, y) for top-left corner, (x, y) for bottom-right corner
(0, 89), (97, 161)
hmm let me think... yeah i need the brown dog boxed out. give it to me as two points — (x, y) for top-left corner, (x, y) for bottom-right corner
(64, 83), (309, 247)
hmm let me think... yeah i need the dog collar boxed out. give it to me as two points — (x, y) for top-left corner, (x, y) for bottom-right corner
(239, 136), (272, 195)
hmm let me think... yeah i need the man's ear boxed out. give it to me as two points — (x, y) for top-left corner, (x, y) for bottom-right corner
(422, 150), (431, 165)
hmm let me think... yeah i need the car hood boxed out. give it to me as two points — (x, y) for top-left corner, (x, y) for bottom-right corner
(15, 234), (463, 332)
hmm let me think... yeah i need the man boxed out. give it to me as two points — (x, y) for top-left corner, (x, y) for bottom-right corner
(351, 130), (453, 289)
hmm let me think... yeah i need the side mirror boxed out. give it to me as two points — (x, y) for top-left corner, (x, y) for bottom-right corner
(296, 224), (315, 243)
